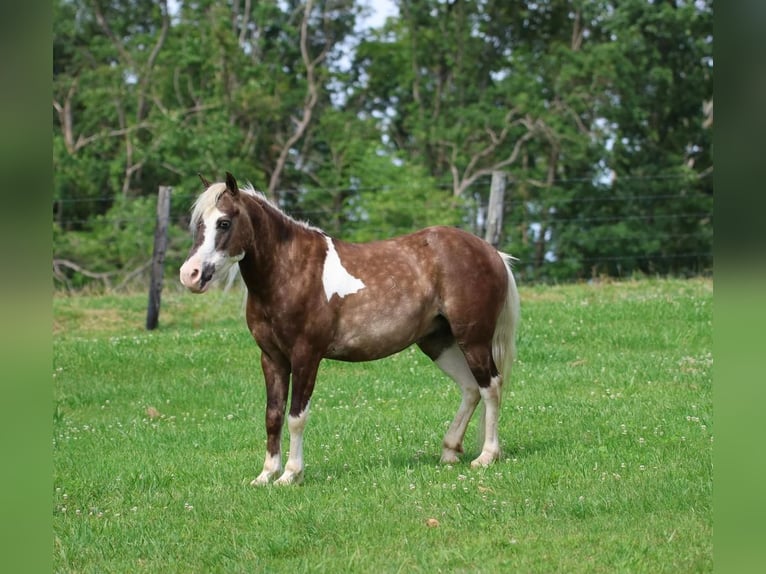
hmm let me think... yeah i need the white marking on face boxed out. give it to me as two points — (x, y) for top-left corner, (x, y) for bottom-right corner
(180, 206), (244, 290)
(198, 207), (228, 263)
(321, 236), (365, 301)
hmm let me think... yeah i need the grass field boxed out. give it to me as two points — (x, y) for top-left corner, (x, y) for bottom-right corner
(53, 278), (712, 573)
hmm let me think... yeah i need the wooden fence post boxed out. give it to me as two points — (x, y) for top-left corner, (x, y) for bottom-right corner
(485, 171), (506, 247)
(146, 186), (172, 330)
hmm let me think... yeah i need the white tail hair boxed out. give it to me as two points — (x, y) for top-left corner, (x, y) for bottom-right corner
(492, 253), (521, 386)
(478, 252), (520, 447)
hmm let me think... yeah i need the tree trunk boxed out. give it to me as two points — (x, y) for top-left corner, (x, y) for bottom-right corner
(146, 186), (172, 330)
(484, 171), (506, 247)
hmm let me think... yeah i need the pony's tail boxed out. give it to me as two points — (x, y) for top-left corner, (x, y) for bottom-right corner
(478, 252), (521, 448)
(492, 253), (521, 389)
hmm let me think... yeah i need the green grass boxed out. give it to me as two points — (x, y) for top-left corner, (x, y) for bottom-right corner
(53, 278), (712, 573)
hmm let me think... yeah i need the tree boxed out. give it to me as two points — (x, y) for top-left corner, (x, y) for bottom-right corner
(352, 0), (543, 200)
(52, 0), (713, 288)
(544, 0), (714, 279)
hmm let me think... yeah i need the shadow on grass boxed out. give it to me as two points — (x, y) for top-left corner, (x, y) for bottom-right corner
(306, 438), (556, 484)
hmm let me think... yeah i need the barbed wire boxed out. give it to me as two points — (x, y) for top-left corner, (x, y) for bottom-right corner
(53, 210), (712, 229)
(52, 170), (711, 206)
(52, 171), (712, 287)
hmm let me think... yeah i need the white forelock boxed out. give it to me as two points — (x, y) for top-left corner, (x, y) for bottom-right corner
(189, 181), (259, 231)
(190, 182), (227, 231)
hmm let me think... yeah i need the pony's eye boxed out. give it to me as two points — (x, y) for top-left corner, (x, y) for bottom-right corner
(217, 219), (231, 230)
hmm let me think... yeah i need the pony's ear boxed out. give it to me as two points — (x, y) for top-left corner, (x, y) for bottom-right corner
(198, 173), (212, 189)
(224, 171), (239, 196)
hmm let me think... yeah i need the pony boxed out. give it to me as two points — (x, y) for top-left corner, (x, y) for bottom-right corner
(180, 172), (520, 485)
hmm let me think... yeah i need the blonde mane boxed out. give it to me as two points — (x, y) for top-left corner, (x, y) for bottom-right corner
(189, 180), (320, 234)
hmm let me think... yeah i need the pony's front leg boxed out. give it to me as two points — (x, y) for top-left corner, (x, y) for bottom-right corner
(273, 348), (321, 486)
(251, 352), (290, 486)
(273, 402), (311, 485)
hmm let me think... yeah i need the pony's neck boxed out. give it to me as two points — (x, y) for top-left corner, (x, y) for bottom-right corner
(245, 192), (323, 243)
(238, 193), (325, 295)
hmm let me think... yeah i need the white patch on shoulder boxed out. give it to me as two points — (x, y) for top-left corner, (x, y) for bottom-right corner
(322, 236), (365, 301)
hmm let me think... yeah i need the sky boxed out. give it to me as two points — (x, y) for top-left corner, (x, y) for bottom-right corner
(167, 1), (399, 30)
(359, 0), (398, 30)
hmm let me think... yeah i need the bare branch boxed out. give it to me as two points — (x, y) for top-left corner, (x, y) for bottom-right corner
(53, 258), (114, 290)
(54, 80), (156, 155)
(400, 1), (422, 108)
(450, 116), (538, 196)
(448, 111), (537, 197)
(571, 10), (584, 51)
(702, 99), (713, 129)
(136, 0), (170, 122)
(91, 0), (135, 70)
(72, 123), (154, 152)
(697, 165), (713, 178)
(161, 162), (185, 176)
(267, 0), (324, 201)
(145, 0), (170, 78)
(89, 0), (170, 198)
(116, 259), (153, 291)
(239, 0), (252, 46)
(53, 78), (79, 154)
(53, 258), (154, 292)
(565, 104), (591, 136)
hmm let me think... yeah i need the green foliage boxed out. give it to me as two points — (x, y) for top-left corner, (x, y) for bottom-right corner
(345, 156), (462, 242)
(54, 194), (189, 291)
(53, 279), (712, 571)
(542, 0), (713, 280)
(53, 0), (713, 288)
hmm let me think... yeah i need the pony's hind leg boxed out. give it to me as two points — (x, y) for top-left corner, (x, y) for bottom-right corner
(472, 374), (502, 467)
(436, 344), (482, 463)
(460, 344), (503, 467)
(419, 333), (481, 464)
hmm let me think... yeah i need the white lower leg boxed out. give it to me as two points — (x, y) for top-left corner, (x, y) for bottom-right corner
(275, 403), (310, 485)
(251, 451), (282, 486)
(436, 344), (481, 463)
(471, 376), (502, 467)
(441, 390), (480, 463)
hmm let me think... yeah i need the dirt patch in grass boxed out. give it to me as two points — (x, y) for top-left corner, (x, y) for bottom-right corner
(53, 306), (143, 337)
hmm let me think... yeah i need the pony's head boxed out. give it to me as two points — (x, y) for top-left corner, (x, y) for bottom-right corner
(179, 172), (254, 293)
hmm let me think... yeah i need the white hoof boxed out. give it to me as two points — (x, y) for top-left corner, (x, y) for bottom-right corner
(251, 469), (278, 486)
(274, 469), (303, 486)
(470, 450), (499, 468)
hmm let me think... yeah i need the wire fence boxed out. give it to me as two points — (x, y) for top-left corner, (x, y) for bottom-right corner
(52, 173), (713, 290)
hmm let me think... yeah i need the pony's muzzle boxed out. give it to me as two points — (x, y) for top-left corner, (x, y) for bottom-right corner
(180, 259), (215, 293)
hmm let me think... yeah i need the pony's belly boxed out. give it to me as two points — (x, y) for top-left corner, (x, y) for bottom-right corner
(325, 311), (440, 362)
(326, 326), (416, 361)
(325, 340), (413, 362)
